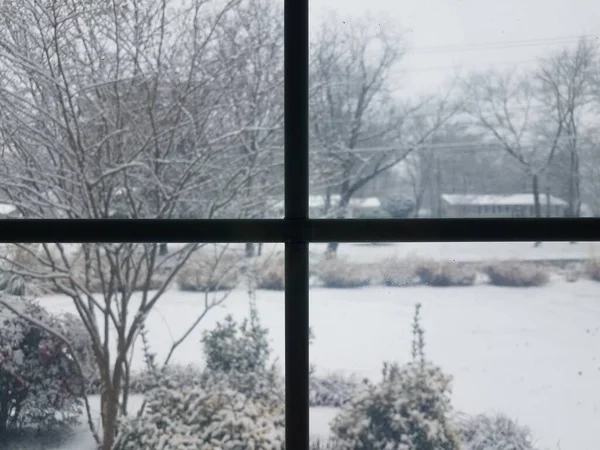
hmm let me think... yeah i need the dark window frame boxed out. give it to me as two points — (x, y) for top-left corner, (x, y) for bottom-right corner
(0, 1), (597, 449)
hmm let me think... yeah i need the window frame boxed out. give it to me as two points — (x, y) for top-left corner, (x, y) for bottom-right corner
(0, 1), (597, 449)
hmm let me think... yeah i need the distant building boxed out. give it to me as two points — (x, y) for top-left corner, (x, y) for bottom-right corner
(269, 195), (382, 218)
(440, 193), (569, 218)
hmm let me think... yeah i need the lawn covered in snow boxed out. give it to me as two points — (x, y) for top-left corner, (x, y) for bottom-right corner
(160, 241), (600, 263)
(24, 275), (600, 450)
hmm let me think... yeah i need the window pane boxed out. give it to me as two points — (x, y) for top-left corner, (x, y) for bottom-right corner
(0, 242), (284, 449)
(0, 0), (283, 219)
(309, 241), (599, 449)
(309, 0), (598, 219)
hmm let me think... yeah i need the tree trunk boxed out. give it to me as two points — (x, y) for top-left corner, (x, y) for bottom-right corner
(159, 243), (168, 256)
(0, 395), (8, 435)
(326, 189), (351, 256)
(245, 243), (256, 258)
(532, 174), (541, 218)
(435, 156), (443, 217)
(532, 174), (541, 247)
(324, 186), (332, 217)
(572, 150), (581, 217)
(100, 388), (119, 450)
(257, 243), (263, 256)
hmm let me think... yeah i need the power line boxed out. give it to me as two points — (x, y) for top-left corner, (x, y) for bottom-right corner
(308, 132), (600, 155)
(410, 34), (598, 55)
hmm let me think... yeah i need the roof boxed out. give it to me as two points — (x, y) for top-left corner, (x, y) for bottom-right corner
(441, 194), (568, 207)
(271, 195), (381, 210)
(0, 203), (17, 215)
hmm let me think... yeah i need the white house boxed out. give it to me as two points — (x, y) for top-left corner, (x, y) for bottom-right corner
(269, 195), (382, 218)
(440, 193), (569, 218)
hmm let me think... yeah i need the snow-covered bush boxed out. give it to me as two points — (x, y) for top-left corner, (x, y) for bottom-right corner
(0, 297), (93, 434)
(380, 257), (420, 287)
(309, 373), (361, 407)
(127, 364), (203, 394)
(251, 255), (285, 291)
(310, 437), (342, 449)
(484, 262), (549, 287)
(0, 245), (60, 295)
(112, 382), (285, 450)
(416, 259), (476, 287)
(200, 300), (284, 406)
(455, 412), (538, 450)
(114, 303), (285, 450)
(585, 258), (600, 282)
(177, 250), (240, 292)
(318, 257), (372, 288)
(329, 304), (460, 450)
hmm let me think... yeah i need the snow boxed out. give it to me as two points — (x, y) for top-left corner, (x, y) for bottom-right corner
(167, 241), (600, 263)
(20, 275), (600, 450)
(441, 193), (569, 207)
(0, 203), (16, 215)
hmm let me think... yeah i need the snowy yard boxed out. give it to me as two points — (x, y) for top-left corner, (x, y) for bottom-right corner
(19, 275), (600, 450)
(168, 241), (600, 263)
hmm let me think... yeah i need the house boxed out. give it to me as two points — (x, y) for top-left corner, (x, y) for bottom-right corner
(269, 195), (382, 218)
(440, 193), (569, 218)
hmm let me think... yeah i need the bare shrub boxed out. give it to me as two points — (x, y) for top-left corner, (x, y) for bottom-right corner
(379, 257), (419, 287)
(318, 257), (372, 288)
(0, 245), (61, 294)
(484, 262), (549, 287)
(416, 259), (476, 287)
(251, 254), (285, 290)
(177, 249), (241, 292)
(585, 258), (600, 281)
(68, 249), (168, 294)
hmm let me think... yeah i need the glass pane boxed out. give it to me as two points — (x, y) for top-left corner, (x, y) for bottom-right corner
(309, 0), (598, 219)
(0, 0), (283, 219)
(0, 242), (284, 449)
(309, 241), (600, 449)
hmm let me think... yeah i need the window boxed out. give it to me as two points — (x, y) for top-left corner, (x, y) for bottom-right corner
(1, 0), (598, 450)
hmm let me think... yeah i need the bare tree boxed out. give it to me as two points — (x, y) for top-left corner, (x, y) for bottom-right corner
(537, 38), (597, 218)
(464, 69), (567, 222)
(0, 0), (275, 448)
(310, 14), (461, 254)
(213, 0), (284, 257)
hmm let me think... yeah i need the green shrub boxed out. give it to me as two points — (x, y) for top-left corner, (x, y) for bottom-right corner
(380, 257), (419, 287)
(318, 257), (372, 288)
(484, 262), (549, 287)
(329, 304), (460, 450)
(200, 300), (284, 406)
(113, 383), (285, 450)
(416, 259), (476, 287)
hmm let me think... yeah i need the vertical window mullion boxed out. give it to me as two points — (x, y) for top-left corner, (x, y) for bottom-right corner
(284, 0), (310, 448)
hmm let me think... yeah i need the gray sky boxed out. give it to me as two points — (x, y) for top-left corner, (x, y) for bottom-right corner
(310, 0), (600, 95)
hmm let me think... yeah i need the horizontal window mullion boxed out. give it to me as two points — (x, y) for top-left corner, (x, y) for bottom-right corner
(0, 218), (597, 243)
(309, 218), (600, 242)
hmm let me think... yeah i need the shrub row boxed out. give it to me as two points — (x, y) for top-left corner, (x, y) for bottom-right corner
(314, 256), (552, 288)
(7, 244), (598, 295)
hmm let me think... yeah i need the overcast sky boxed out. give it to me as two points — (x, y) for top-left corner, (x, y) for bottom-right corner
(310, 0), (600, 95)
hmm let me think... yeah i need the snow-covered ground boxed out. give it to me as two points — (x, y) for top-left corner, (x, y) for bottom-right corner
(169, 241), (600, 263)
(21, 276), (600, 450)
